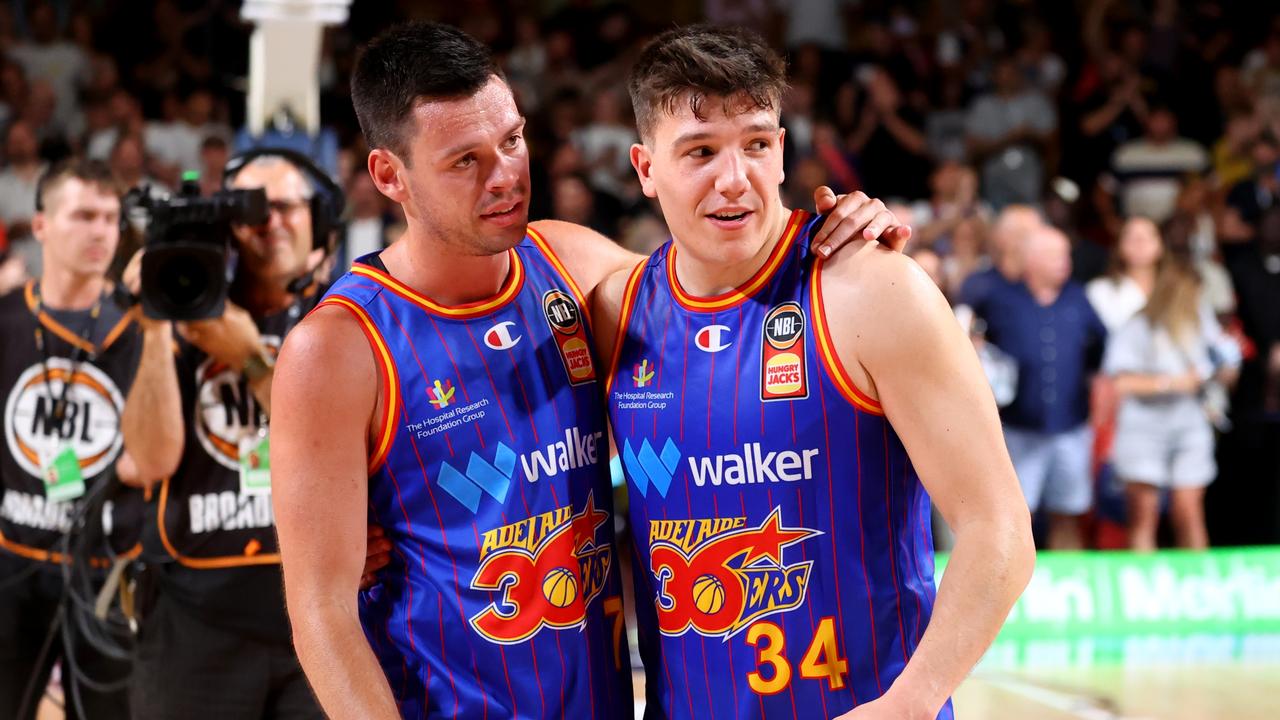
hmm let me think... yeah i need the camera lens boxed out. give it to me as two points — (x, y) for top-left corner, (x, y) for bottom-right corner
(158, 253), (211, 308)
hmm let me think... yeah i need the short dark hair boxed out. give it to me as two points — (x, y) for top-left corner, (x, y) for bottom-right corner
(35, 158), (120, 213)
(628, 25), (787, 142)
(351, 21), (504, 162)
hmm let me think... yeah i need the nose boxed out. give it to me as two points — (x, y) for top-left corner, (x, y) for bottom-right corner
(485, 153), (520, 196)
(714, 150), (748, 200)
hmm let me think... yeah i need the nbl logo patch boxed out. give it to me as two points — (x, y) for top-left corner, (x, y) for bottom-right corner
(4, 359), (125, 480)
(647, 507), (819, 638)
(542, 289), (596, 386)
(194, 336), (280, 470)
(760, 302), (809, 401)
(469, 492), (612, 644)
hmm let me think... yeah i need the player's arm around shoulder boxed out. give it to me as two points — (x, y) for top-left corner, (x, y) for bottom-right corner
(531, 219), (642, 299)
(820, 246), (1035, 719)
(270, 305), (400, 719)
(588, 263), (637, 376)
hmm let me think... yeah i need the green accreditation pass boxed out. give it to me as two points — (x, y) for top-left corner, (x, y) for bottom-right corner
(239, 429), (272, 496)
(41, 445), (86, 502)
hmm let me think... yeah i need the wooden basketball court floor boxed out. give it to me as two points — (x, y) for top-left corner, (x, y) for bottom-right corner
(630, 656), (1280, 718)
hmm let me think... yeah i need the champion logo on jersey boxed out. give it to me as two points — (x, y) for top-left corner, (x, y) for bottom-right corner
(483, 321), (522, 351)
(429, 379), (456, 409)
(694, 324), (732, 353)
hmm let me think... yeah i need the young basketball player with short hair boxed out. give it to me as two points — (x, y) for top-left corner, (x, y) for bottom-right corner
(593, 26), (1035, 719)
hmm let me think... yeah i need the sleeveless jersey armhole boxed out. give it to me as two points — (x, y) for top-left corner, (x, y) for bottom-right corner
(603, 261), (648, 397)
(315, 297), (401, 474)
(809, 258), (885, 416)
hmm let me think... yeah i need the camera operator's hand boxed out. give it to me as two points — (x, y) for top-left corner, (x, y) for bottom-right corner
(177, 302), (265, 374)
(122, 249), (171, 333)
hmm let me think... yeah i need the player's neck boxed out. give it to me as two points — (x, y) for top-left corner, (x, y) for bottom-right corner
(673, 206), (790, 297)
(383, 237), (511, 307)
(38, 266), (104, 311)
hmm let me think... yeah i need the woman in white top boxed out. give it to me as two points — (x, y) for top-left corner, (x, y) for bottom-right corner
(1085, 216), (1163, 332)
(1103, 261), (1241, 550)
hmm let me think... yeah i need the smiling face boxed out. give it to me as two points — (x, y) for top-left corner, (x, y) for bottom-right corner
(630, 93), (787, 270)
(371, 76), (530, 257)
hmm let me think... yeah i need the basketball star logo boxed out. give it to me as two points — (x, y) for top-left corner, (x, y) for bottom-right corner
(469, 492), (613, 644)
(648, 507), (819, 638)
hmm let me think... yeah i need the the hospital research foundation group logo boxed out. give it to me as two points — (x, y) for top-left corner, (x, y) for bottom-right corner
(195, 335), (281, 471)
(648, 507), (819, 638)
(469, 492), (613, 644)
(4, 358), (125, 479)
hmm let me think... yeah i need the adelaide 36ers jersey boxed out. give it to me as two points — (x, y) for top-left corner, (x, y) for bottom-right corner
(0, 281), (143, 565)
(321, 231), (631, 719)
(607, 210), (953, 720)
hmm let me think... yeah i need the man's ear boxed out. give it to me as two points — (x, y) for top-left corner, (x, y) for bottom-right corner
(30, 212), (46, 244)
(630, 143), (658, 199)
(777, 127), (787, 186)
(368, 149), (409, 205)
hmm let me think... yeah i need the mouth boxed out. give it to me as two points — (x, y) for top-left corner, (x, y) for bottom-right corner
(706, 208), (753, 229)
(481, 199), (524, 226)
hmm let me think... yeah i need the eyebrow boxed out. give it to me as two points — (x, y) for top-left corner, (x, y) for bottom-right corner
(440, 118), (527, 160)
(670, 121), (780, 148)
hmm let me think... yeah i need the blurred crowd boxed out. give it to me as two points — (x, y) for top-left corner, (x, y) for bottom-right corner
(0, 0), (1278, 552)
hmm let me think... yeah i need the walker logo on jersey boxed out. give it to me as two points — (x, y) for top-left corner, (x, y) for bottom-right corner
(760, 301), (809, 401)
(437, 441), (515, 513)
(648, 507), (819, 638)
(194, 336), (279, 471)
(438, 427), (604, 512)
(621, 437), (681, 498)
(4, 359), (125, 480)
(470, 492), (613, 644)
(686, 444), (821, 487)
(695, 324), (732, 353)
(428, 379), (456, 409)
(542, 289), (597, 386)
(632, 359), (654, 388)
(483, 321), (522, 351)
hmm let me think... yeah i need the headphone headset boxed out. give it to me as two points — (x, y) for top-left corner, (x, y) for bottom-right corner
(222, 147), (346, 252)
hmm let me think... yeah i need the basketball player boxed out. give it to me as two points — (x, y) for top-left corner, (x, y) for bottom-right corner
(269, 22), (909, 720)
(592, 27), (1035, 719)
(0, 160), (146, 719)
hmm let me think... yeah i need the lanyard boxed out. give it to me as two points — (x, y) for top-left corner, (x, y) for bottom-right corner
(31, 283), (106, 425)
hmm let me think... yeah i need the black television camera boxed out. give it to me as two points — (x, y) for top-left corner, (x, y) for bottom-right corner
(133, 178), (268, 320)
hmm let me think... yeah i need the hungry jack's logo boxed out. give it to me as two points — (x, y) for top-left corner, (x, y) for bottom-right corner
(469, 492), (612, 644)
(542, 289), (597, 386)
(648, 507), (818, 638)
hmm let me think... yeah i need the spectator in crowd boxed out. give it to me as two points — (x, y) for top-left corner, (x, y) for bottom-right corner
(197, 135), (229, 197)
(848, 65), (931, 200)
(974, 225), (1108, 549)
(7, 1), (88, 138)
(911, 161), (987, 248)
(1105, 260), (1241, 550)
(146, 87), (230, 187)
(1110, 105), (1209, 223)
(958, 203), (1042, 309)
(1223, 133), (1280, 242)
(570, 87), (637, 204)
(331, 168), (394, 277)
(107, 132), (165, 196)
(85, 87), (145, 161)
(1087, 215), (1163, 332)
(1072, 52), (1149, 189)
(966, 54), (1057, 209)
(0, 120), (45, 241)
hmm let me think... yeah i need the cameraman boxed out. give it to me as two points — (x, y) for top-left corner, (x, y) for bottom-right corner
(123, 151), (333, 719)
(0, 159), (150, 720)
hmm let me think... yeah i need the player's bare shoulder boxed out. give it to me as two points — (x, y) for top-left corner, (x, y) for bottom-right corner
(274, 303), (379, 403)
(589, 263), (641, 368)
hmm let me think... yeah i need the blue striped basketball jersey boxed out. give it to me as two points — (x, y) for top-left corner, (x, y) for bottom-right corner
(320, 230), (631, 720)
(606, 209), (952, 720)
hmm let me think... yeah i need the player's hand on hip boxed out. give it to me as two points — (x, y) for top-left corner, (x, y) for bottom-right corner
(361, 524), (393, 590)
(176, 301), (263, 372)
(810, 187), (912, 257)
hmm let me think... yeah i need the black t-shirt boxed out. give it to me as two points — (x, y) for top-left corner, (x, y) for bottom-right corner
(855, 106), (932, 201)
(1223, 243), (1280, 422)
(0, 282), (144, 570)
(152, 287), (323, 644)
